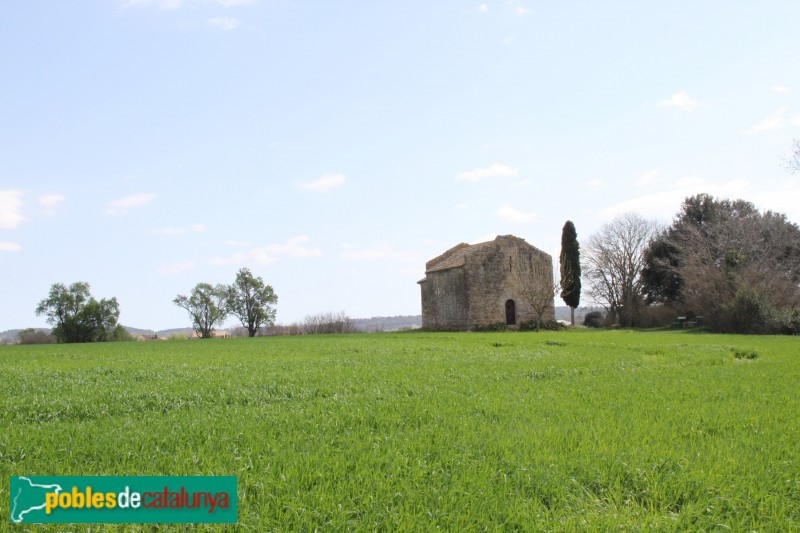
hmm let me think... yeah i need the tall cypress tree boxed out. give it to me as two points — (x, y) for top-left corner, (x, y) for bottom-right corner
(559, 220), (581, 325)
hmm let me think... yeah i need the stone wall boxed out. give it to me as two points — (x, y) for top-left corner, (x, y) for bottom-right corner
(419, 235), (554, 330)
(419, 267), (470, 329)
(465, 236), (554, 327)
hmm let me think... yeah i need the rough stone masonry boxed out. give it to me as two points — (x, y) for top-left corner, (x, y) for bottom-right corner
(418, 235), (554, 330)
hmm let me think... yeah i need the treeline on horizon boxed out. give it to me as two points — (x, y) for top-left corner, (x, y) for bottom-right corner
(12, 190), (800, 344)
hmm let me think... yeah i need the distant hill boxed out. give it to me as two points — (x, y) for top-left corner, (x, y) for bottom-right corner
(0, 328), (51, 344)
(3, 309), (604, 343)
(351, 315), (422, 332)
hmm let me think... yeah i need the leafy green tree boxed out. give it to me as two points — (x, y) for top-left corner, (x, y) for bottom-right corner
(173, 283), (228, 339)
(35, 282), (121, 343)
(226, 268), (278, 337)
(559, 220), (581, 325)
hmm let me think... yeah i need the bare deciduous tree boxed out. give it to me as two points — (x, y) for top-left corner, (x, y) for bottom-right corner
(583, 213), (660, 327)
(507, 257), (558, 330)
(785, 139), (800, 174)
(665, 210), (800, 332)
(302, 311), (357, 334)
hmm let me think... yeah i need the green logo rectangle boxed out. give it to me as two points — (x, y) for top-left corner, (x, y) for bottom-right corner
(10, 476), (237, 524)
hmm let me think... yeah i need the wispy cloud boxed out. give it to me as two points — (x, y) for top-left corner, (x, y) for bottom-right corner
(658, 90), (698, 111)
(159, 260), (196, 275)
(123, 0), (185, 9)
(0, 242), (22, 252)
(586, 178), (604, 190)
(505, 0), (529, 15)
(497, 205), (536, 223)
(106, 193), (156, 215)
(772, 85), (790, 93)
(38, 194), (65, 208)
(470, 233), (498, 244)
(209, 236), (322, 265)
(224, 239), (253, 247)
(37, 194), (66, 217)
(636, 168), (664, 188)
(478, 3), (489, 12)
(0, 190), (25, 229)
(456, 164), (518, 182)
(123, 0), (253, 9)
(207, 16), (239, 30)
(297, 174), (346, 193)
(741, 107), (791, 135)
(340, 244), (419, 261)
(152, 223), (206, 236)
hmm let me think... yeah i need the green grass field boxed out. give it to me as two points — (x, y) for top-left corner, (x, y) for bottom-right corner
(2, 330), (799, 531)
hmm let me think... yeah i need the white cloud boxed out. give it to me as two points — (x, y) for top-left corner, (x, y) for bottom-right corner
(207, 17), (239, 30)
(340, 244), (419, 261)
(497, 205), (536, 223)
(600, 176), (749, 221)
(209, 236), (322, 265)
(478, 3), (489, 12)
(741, 107), (790, 135)
(0, 190), (25, 229)
(106, 193), (156, 215)
(456, 164), (518, 182)
(658, 91), (698, 111)
(0, 242), (21, 252)
(38, 194), (65, 208)
(586, 178), (604, 190)
(297, 174), (346, 193)
(159, 261), (196, 275)
(772, 85), (790, 93)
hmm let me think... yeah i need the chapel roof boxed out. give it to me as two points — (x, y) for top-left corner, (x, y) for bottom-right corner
(424, 237), (517, 273)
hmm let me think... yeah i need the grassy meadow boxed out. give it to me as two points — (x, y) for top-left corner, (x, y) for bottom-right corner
(1, 329), (799, 531)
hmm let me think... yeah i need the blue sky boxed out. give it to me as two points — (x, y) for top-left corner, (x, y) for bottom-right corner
(2, 1), (800, 331)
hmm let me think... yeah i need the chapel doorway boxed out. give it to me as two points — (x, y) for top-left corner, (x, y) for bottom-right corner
(505, 299), (516, 326)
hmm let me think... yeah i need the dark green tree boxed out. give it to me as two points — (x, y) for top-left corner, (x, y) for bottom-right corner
(226, 268), (278, 337)
(35, 282), (121, 343)
(559, 221), (581, 325)
(642, 193), (800, 333)
(173, 283), (228, 339)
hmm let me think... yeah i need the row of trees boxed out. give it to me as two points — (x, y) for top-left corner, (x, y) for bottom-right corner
(34, 268), (278, 344)
(583, 194), (800, 334)
(174, 268), (278, 338)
